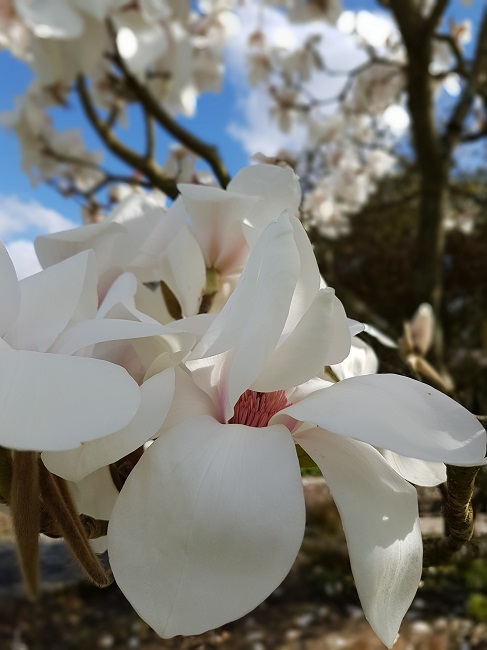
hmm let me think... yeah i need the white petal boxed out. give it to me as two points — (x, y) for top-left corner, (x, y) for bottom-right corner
(228, 164), (301, 237)
(70, 465), (119, 520)
(178, 183), (255, 273)
(97, 272), (138, 319)
(191, 215), (300, 418)
(252, 289), (350, 392)
(297, 427), (422, 648)
(161, 366), (218, 430)
(279, 374), (487, 466)
(332, 337), (378, 380)
(108, 416), (305, 637)
(0, 242), (21, 337)
(8, 250), (97, 352)
(160, 226), (206, 317)
(382, 450), (446, 487)
(42, 369), (174, 480)
(0, 347), (141, 451)
(283, 216), (321, 334)
(50, 318), (166, 355)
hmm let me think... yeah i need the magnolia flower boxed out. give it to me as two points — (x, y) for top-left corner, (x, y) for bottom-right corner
(107, 214), (486, 648)
(0, 242), (172, 452)
(35, 164), (302, 320)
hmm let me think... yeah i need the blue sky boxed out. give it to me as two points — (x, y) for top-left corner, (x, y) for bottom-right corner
(0, 0), (481, 276)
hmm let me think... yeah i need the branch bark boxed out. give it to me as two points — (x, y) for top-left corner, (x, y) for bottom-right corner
(106, 21), (231, 188)
(76, 75), (179, 199)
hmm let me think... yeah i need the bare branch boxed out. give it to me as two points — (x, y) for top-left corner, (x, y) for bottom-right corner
(105, 21), (230, 188)
(76, 74), (178, 199)
(425, 0), (450, 35)
(442, 9), (487, 156)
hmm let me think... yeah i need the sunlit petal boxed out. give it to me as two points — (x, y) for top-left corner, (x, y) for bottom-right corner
(108, 416), (305, 637)
(382, 450), (447, 487)
(279, 374), (487, 465)
(297, 427), (422, 648)
(0, 347), (140, 451)
(7, 250), (97, 352)
(253, 289), (350, 391)
(42, 369), (174, 480)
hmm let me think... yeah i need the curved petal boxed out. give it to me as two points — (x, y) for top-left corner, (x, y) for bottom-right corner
(50, 318), (166, 355)
(34, 221), (124, 272)
(70, 465), (119, 520)
(191, 215), (300, 418)
(382, 450), (447, 487)
(159, 226), (206, 317)
(228, 164), (302, 238)
(0, 347), (141, 451)
(97, 272), (138, 318)
(297, 427), (422, 648)
(283, 216), (321, 334)
(178, 183), (255, 273)
(108, 416), (305, 638)
(252, 289), (350, 392)
(0, 242), (21, 337)
(278, 374), (487, 466)
(8, 250), (98, 352)
(42, 369), (174, 481)
(332, 337), (378, 380)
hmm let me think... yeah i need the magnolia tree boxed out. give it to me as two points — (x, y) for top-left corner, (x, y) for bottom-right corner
(0, 0), (487, 648)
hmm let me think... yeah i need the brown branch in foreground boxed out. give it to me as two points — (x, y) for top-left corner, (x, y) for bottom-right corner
(10, 451), (40, 600)
(106, 20), (230, 189)
(76, 74), (179, 199)
(38, 462), (112, 588)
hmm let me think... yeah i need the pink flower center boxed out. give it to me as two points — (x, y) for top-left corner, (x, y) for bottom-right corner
(228, 390), (289, 428)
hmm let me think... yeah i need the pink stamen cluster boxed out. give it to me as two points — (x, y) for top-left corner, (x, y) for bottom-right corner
(228, 389), (289, 428)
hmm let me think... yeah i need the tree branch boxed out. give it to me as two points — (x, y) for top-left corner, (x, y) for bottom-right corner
(105, 21), (230, 188)
(76, 74), (178, 199)
(442, 9), (487, 156)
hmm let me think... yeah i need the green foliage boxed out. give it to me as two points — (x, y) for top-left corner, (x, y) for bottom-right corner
(467, 593), (487, 622)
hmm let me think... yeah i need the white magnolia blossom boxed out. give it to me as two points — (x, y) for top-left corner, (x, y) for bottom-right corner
(106, 213), (486, 648)
(0, 241), (173, 452)
(35, 164), (302, 320)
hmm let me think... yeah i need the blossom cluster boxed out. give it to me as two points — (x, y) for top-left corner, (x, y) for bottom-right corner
(1, 164), (485, 648)
(0, 0), (475, 236)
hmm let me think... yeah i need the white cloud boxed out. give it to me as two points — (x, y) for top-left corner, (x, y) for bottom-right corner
(0, 195), (77, 278)
(0, 195), (76, 241)
(5, 239), (42, 280)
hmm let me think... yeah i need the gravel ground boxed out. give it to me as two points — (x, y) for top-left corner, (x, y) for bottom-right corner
(0, 479), (486, 650)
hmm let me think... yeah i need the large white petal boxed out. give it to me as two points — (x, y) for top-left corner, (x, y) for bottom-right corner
(382, 450), (447, 487)
(297, 427), (422, 648)
(0, 242), (21, 337)
(0, 347), (141, 451)
(8, 250), (98, 352)
(278, 374), (487, 466)
(108, 416), (305, 637)
(42, 369), (174, 480)
(252, 289), (350, 392)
